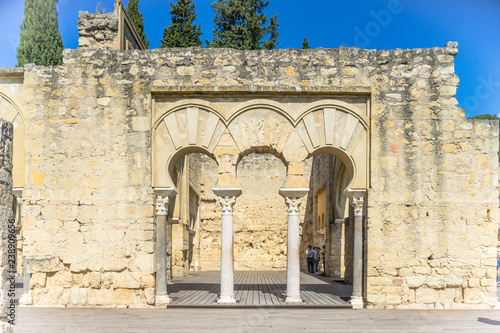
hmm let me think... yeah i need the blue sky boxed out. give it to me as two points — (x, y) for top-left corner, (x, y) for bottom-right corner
(0, 0), (499, 118)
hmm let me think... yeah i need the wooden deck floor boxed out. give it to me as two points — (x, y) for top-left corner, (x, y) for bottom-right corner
(168, 271), (352, 308)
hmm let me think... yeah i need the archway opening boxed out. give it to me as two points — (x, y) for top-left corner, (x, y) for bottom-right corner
(166, 151), (218, 281)
(300, 151), (357, 301)
(234, 152), (288, 270)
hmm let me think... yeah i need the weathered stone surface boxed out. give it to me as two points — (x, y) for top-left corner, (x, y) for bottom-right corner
(0, 119), (14, 332)
(77, 11), (118, 50)
(26, 256), (64, 273)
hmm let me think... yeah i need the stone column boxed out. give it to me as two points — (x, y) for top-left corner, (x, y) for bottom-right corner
(279, 188), (309, 303)
(212, 187), (241, 304)
(349, 193), (365, 309)
(12, 189), (28, 303)
(154, 187), (177, 308)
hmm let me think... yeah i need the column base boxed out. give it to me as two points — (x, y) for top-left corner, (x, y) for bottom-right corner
(350, 296), (364, 309)
(155, 295), (171, 308)
(217, 295), (236, 304)
(19, 292), (32, 306)
(285, 296), (302, 303)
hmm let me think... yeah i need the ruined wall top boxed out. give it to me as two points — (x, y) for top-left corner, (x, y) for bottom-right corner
(77, 0), (145, 51)
(78, 11), (118, 49)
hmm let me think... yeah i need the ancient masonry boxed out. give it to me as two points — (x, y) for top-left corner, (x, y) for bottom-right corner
(0, 3), (498, 310)
(0, 119), (14, 332)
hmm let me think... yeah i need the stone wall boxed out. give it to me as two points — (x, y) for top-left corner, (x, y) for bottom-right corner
(22, 55), (156, 306)
(0, 119), (14, 332)
(77, 11), (118, 50)
(17, 41), (499, 309)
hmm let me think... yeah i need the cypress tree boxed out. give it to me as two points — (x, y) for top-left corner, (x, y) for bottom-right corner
(209, 0), (279, 50)
(17, 0), (64, 67)
(160, 0), (203, 48)
(126, 0), (150, 48)
(301, 37), (310, 49)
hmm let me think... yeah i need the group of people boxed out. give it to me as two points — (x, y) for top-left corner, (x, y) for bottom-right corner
(306, 245), (325, 275)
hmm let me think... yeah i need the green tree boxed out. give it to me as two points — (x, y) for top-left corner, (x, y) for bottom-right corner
(127, 0), (150, 48)
(469, 113), (500, 157)
(301, 37), (310, 49)
(17, 0), (64, 67)
(160, 0), (203, 48)
(209, 0), (279, 50)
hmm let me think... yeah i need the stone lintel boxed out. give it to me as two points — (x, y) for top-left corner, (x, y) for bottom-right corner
(151, 86), (372, 95)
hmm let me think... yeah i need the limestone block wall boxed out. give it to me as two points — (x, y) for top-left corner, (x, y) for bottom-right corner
(21, 58), (156, 307)
(0, 119), (14, 332)
(18, 43), (499, 309)
(366, 53), (499, 308)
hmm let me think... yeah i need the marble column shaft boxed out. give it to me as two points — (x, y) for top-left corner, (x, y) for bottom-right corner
(155, 196), (169, 297)
(285, 197), (302, 303)
(217, 196), (237, 303)
(350, 195), (365, 308)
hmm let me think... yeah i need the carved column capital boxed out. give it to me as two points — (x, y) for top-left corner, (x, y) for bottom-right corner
(350, 196), (365, 217)
(155, 196), (169, 216)
(212, 187), (241, 215)
(279, 188), (309, 215)
(218, 196), (236, 215)
(153, 187), (177, 217)
(284, 197), (303, 215)
(13, 187), (23, 204)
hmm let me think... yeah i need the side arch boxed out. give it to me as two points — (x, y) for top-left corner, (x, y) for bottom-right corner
(153, 99), (226, 128)
(0, 89), (24, 188)
(295, 105), (368, 190)
(153, 105), (226, 187)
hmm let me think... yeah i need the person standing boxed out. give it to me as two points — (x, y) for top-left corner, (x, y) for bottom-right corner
(497, 248), (500, 282)
(314, 246), (321, 274)
(321, 245), (326, 276)
(306, 245), (314, 273)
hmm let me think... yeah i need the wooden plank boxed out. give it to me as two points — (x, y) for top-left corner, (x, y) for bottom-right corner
(268, 270), (285, 305)
(261, 270), (272, 305)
